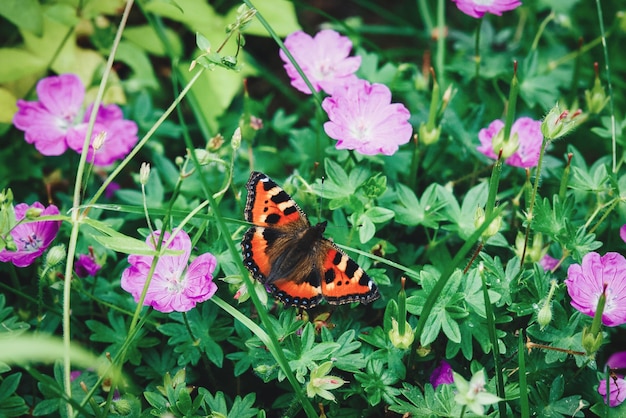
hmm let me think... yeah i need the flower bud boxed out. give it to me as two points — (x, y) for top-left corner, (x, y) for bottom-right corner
(388, 318), (415, 350)
(139, 162), (151, 185)
(582, 326), (603, 356)
(25, 207), (43, 219)
(584, 73), (609, 115)
(231, 127), (242, 150)
(110, 398), (133, 415)
(541, 103), (582, 140)
(474, 207), (502, 239)
(45, 244), (66, 267)
(93, 131), (106, 151)
(537, 301), (552, 330)
(419, 122), (442, 146)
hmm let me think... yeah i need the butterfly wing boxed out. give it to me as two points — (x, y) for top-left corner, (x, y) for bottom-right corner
(319, 242), (380, 305)
(241, 171), (379, 309)
(242, 172), (323, 306)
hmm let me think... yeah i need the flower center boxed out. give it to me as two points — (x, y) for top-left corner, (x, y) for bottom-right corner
(19, 232), (42, 252)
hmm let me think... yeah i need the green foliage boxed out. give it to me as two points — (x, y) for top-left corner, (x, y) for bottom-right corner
(1, 0), (625, 416)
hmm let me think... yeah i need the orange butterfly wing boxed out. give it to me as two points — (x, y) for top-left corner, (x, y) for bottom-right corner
(241, 171), (379, 308)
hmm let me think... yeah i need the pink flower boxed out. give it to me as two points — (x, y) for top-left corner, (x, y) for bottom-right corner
(430, 360), (454, 388)
(322, 79), (413, 156)
(598, 376), (626, 407)
(0, 202), (61, 267)
(540, 254), (559, 271)
(279, 30), (361, 95)
(451, 0), (521, 18)
(13, 73), (138, 166)
(477, 117), (543, 168)
(74, 248), (101, 278)
(13, 74), (85, 156)
(66, 103), (138, 166)
(565, 252), (626, 327)
(620, 225), (626, 243)
(121, 230), (217, 313)
(607, 351), (626, 371)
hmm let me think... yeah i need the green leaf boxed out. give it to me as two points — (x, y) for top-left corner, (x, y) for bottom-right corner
(91, 234), (158, 255)
(227, 0), (301, 37)
(0, 48), (46, 83)
(0, 0), (43, 35)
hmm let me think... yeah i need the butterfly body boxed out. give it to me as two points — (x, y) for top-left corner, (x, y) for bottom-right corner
(242, 171), (380, 308)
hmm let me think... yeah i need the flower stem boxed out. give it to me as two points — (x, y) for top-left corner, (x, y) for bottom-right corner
(474, 18), (483, 80)
(435, 0), (446, 88)
(518, 331), (530, 418)
(63, 1), (134, 415)
(594, 0), (617, 173)
(519, 137), (549, 268)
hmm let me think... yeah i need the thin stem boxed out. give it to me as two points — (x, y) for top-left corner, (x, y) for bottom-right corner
(62, 1), (134, 415)
(530, 12), (554, 52)
(435, 0), (446, 87)
(416, 0), (434, 33)
(595, 0), (617, 173)
(518, 331), (530, 418)
(520, 138), (549, 268)
(474, 18), (484, 80)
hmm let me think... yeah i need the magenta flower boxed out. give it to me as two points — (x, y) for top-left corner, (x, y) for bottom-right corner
(121, 230), (218, 313)
(13, 74), (85, 156)
(620, 225), (626, 243)
(540, 254), (559, 271)
(322, 79), (413, 156)
(66, 103), (138, 166)
(565, 252), (626, 327)
(13, 73), (138, 166)
(0, 202), (61, 267)
(279, 29), (361, 95)
(430, 360), (454, 388)
(451, 0), (521, 18)
(75, 248), (101, 278)
(477, 117), (543, 168)
(598, 376), (626, 407)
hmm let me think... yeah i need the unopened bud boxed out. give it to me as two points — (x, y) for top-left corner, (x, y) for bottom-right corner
(585, 69), (609, 115)
(231, 127), (242, 150)
(419, 122), (442, 146)
(93, 131), (106, 150)
(537, 302), (552, 330)
(388, 318), (415, 350)
(25, 207), (43, 219)
(45, 244), (66, 267)
(581, 326), (603, 356)
(474, 207), (502, 239)
(139, 162), (150, 185)
(541, 103), (582, 140)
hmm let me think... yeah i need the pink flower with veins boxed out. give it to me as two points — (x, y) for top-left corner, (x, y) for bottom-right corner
(121, 230), (217, 313)
(13, 74), (85, 156)
(66, 103), (138, 166)
(279, 30), (361, 95)
(322, 79), (412, 156)
(0, 202), (61, 267)
(565, 252), (626, 327)
(451, 0), (522, 18)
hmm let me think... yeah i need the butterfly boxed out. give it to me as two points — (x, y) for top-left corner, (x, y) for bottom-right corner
(241, 171), (380, 309)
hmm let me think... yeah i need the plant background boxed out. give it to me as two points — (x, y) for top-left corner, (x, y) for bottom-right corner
(0, 0), (626, 417)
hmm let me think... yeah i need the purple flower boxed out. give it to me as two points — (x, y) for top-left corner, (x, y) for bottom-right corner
(451, 0), (521, 18)
(477, 117), (543, 168)
(121, 230), (218, 313)
(430, 360), (454, 388)
(13, 74), (84, 156)
(565, 252), (626, 327)
(322, 79), (413, 156)
(598, 376), (626, 407)
(105, 182), (121, 199)
(75, 248), (101, 278)
(0, 202), (61, 267)
(607, 351), (626, 372)
(540, 254), (559, 271)
(279, 30), (361, 95)
(66, 103), (138, 166)
(620, 225), (626, 243)
(13, 73), (138, 166)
